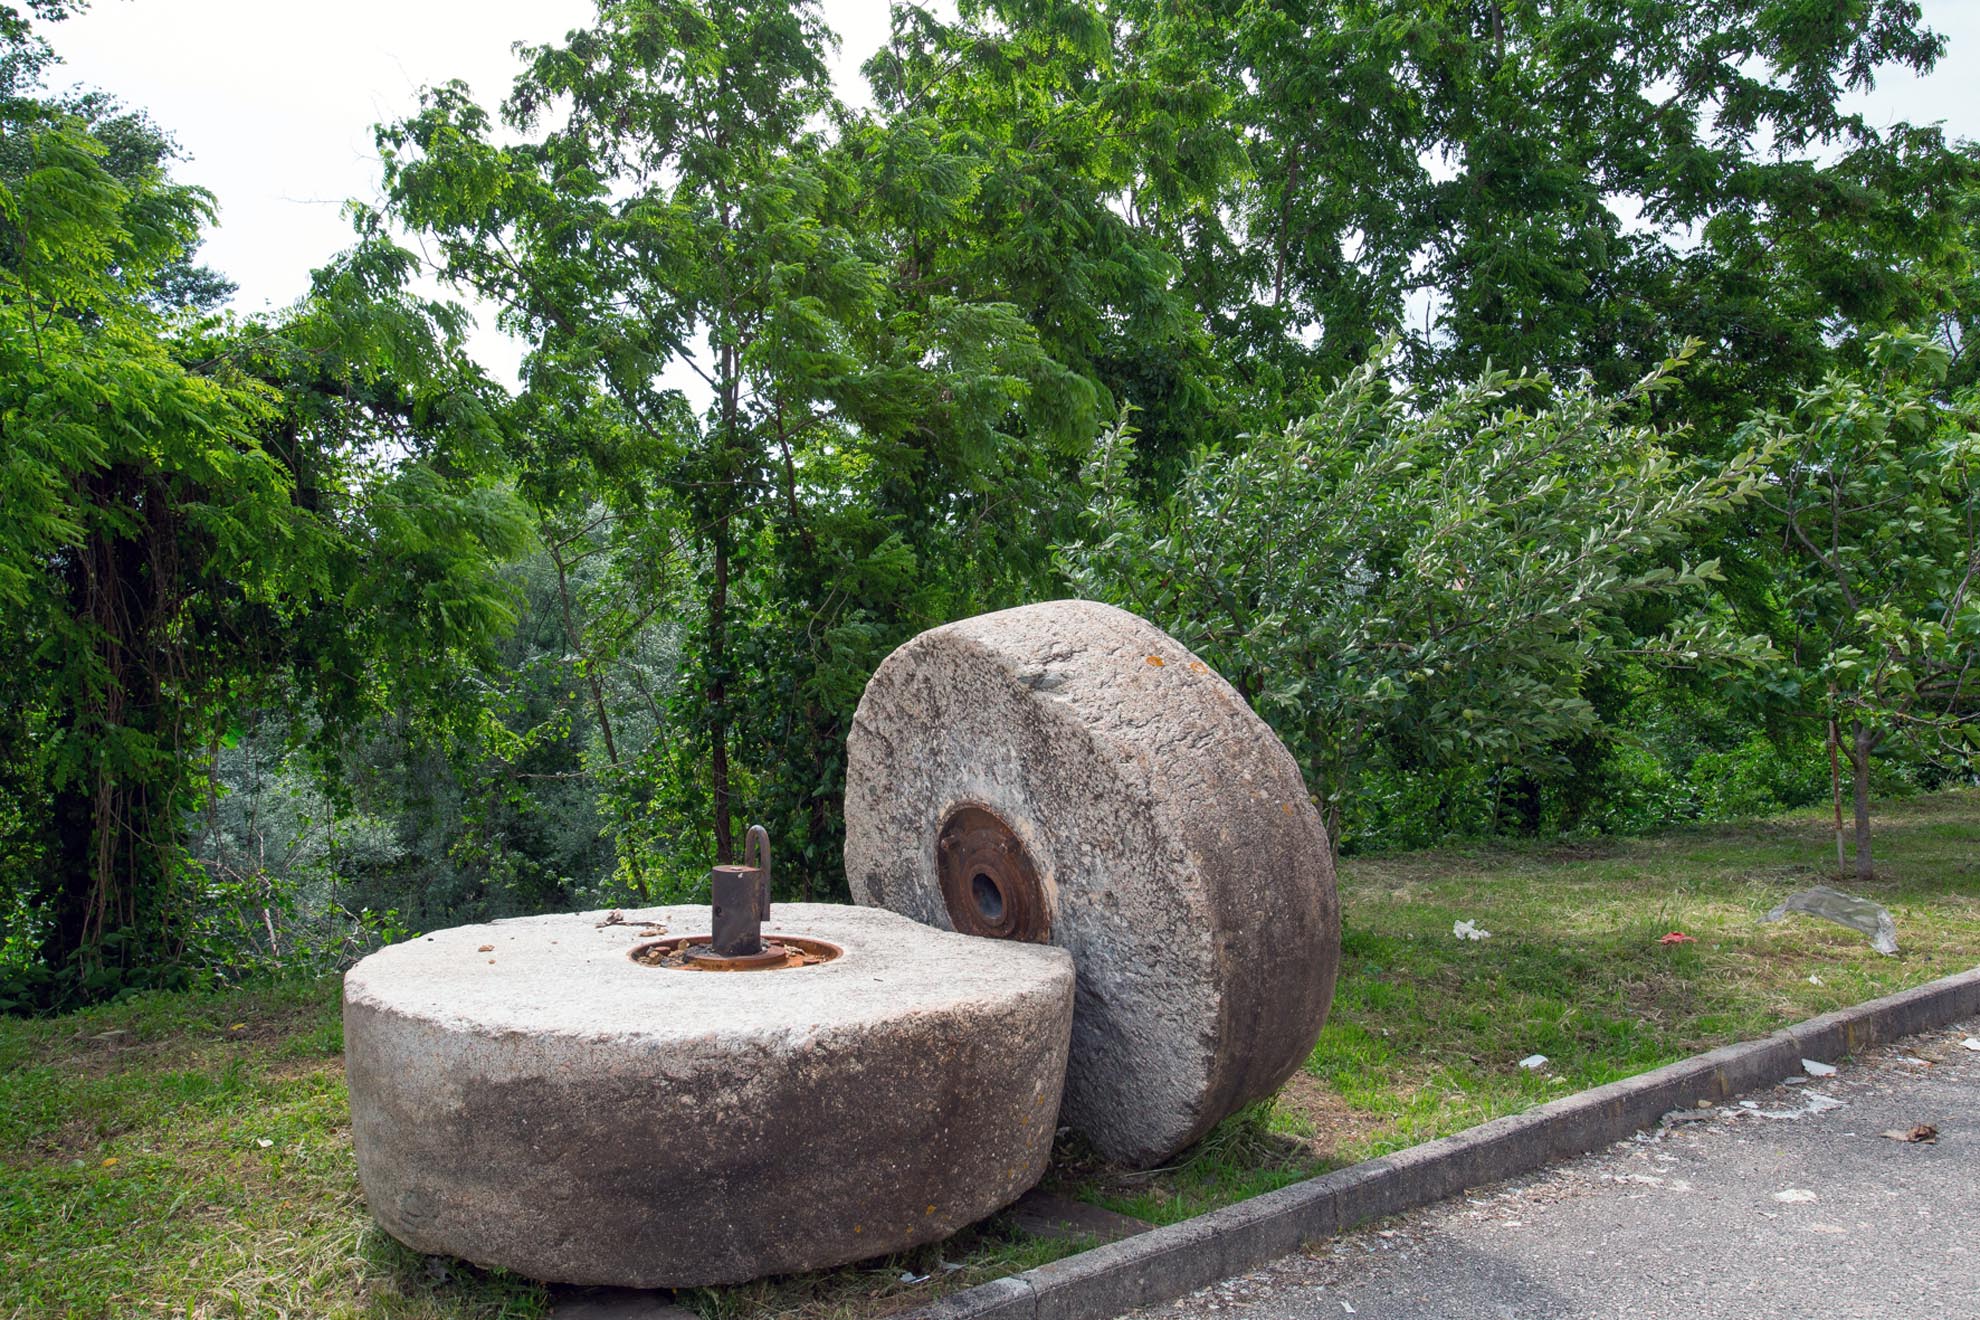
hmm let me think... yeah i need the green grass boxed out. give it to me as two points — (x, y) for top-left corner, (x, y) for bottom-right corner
(4, 789), (1976, 1317)
(0, 982), (548, 1319)
(1075, 786), (1980, 1224)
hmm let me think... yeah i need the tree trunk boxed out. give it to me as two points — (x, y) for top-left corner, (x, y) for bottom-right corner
(547, 537), (621, 769)
(709, 517), (733, 865)
(41, 468), (175, 979)
(1827, 717), (1846, 879)
(40, 781), (98, 972)
(708, 306), (739, 866)
(1849, 720), (1874, 884)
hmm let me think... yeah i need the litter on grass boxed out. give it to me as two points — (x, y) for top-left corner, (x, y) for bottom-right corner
(1453, 919), (1492, 941)
(1760, 885), (1898, 956)
(1518, 1054), (1548, 1070)
(1658, 931), (1695, 945)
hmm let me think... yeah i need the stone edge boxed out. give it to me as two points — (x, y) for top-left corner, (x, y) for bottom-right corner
(899, 963), (1980, 1320)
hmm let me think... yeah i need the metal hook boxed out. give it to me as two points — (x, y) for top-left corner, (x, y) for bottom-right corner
(744, 824), (772, 922)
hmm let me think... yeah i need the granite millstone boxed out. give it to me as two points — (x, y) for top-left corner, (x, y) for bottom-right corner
(844, 600), (1340, 1167)
(343, 903), (1074, 1287)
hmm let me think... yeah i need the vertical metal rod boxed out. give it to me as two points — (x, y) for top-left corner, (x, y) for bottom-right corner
(744, 824), (773, 924)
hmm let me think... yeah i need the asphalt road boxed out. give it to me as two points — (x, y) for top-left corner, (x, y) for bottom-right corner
(1133, 1020), (1980, 1320)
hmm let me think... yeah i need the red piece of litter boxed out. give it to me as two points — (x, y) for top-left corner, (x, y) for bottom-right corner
(1659, 931), (1696, 945)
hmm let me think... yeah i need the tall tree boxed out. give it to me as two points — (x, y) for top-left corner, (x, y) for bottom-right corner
(0, 24), (529, 997)
(1126, 0), (1971, 426)
(382, 0), (853, 866)
(1745, 331), (1980, 881)
(382, 0), (1161, 887)
(859, 0), (1232, 477)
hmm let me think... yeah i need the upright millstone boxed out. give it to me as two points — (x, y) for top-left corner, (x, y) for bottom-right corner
(845, 599), (1341, 1167)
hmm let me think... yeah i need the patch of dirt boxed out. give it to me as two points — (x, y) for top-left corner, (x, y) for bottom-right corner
(10, 1113), (119, 1163)
(1543, 841), (1618, 862)
(1743, 861), (1832, 887)
(56, 1032), (223, 1080)
(216, 1009), (326, 1048)
(1619, 969), (1690, 1030)
(53, 998), (337, 1079)
(1341, 852), (1488, 889)
(1273, 1071), (1388, 1159)
(266, 1054), (345, 1082)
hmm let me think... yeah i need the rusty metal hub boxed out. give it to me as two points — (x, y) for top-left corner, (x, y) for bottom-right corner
(628, 823), (848, 970)
(631, 935), (843, 972)
(937, 805), (1050, 942)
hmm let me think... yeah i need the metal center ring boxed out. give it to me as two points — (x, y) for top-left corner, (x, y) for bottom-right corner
(936, 805), (1049, 942)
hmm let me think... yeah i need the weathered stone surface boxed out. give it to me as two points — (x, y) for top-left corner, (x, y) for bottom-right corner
(845, 599), (1339, 1167)
(344, 903), (1074, 1287)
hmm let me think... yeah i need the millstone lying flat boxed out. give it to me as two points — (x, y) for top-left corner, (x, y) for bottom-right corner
(845, 599), (1340, 1167)
(344, 903), (1073, 1287)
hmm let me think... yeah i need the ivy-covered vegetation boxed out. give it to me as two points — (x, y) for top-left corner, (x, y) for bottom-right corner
(2, 0), (1977, 1010)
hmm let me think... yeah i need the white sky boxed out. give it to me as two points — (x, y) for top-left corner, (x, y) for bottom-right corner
(40, 0), (910, 388)
(37, 0), (1980, 391)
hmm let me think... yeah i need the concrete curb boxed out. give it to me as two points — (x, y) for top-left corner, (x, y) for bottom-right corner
(903, 964), (1980, 1320)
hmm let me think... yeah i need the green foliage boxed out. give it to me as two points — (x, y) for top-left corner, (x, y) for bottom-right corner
(376, 0), (1201, 894)
(1752, 333), (1980, 740)
(0, 39), (532, 1004)
(858, 0), (1228, 475)
(1742, 330), (1980, 875)
(381, 0), (881, 883)
(1065, 345), (1781, 850)
(0, 110), (290, 999)
(1135, 0), (1975, 426)
(4, 0), (1979, 999)
(0, 0), (79, 108)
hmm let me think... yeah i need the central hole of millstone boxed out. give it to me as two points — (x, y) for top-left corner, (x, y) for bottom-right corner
(971, 872), (1004, 923)
(936, 804), (1050, 942)
(629, 935), (843, 971)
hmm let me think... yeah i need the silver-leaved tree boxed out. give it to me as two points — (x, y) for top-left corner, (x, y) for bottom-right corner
(1064, 344), (1782, 856)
